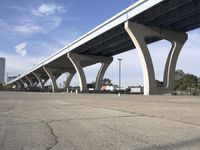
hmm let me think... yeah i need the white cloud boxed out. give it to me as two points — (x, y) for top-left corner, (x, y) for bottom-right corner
(0, 19), (8, 28)
(0, 18), (42, 37)
(14, 24), (42, 36)
(15, 42), (27, 57)
(0, 19), (11, 34)
(51, 17), (63, 29)
(32, 3), (65, 16)
(0, 3), (67, 38)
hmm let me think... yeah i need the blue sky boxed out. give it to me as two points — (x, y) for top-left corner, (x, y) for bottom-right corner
(0, 0), (200, 87)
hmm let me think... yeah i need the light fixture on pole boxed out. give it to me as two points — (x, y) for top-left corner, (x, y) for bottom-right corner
(118, 58), (122, 96)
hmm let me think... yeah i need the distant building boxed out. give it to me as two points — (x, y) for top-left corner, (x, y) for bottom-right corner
(130, 86), (143, 94)
(101, 85), (118, 91)
(0, 58), (5, 84)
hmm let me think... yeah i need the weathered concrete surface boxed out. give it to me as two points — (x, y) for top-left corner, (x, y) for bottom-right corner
(0, 92), (200, 150)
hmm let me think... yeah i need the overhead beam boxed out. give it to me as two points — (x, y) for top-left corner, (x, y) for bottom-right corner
(155, 0), (200, 28)
(135, 0), (194, 24)
(74, 26), (124, 53)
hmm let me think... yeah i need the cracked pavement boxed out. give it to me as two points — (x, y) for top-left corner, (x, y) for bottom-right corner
(0, 92), (200, 150)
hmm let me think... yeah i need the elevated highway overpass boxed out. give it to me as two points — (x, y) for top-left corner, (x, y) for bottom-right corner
(6, 0), (200, 95)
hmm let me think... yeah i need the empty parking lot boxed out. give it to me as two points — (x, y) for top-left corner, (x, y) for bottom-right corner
(0, 92), (200, 150)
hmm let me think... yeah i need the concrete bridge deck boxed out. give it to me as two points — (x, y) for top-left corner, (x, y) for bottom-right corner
(0, 92), (200, 150)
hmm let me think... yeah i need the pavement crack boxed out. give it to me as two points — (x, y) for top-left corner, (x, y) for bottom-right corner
(115, 109), (200, 127)
(52, 104), (81, 109)
(42, 115), (141, 124)
(45, 121), (58, 150)
(0, 102), (17, 113)
(0, 121), (44, 127)
(78, 103), (200, 127)
(102, 125), (159, 149)
(0, 129), (8, 149)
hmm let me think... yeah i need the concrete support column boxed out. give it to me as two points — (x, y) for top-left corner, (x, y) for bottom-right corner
(67, 52), (113, 92)
(67, 53), (87, 92)
(163, 34), (188, 94)
(64, 72), (76, 91)
(124, 21), (187, 95)
(19, 79), (26, 89)
(14, 81), (21, 90)
(43, 66), (60, 93)
(32, 72), (45, 91)
(95, 59), (113, 90)
(22, 78), (32, 89)
(25, 76), (33, 87)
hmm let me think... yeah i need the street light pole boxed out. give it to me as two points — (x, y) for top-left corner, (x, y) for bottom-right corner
(118, 58), (122, 93)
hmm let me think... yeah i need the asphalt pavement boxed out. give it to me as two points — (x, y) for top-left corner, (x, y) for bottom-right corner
(0, 91), (200, 150)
